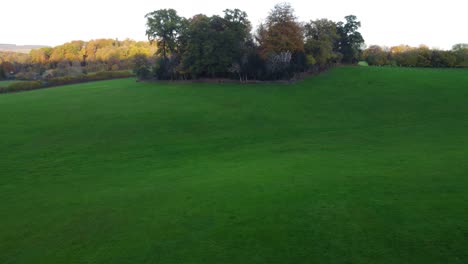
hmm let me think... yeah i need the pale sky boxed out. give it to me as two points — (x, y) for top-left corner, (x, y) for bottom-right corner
(1, 0), (466, 50)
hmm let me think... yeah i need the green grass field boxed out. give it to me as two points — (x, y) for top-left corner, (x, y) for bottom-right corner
(1, 67), (468, 263)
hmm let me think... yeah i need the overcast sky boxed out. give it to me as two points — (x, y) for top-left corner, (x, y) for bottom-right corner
(1, 0), (466, 50)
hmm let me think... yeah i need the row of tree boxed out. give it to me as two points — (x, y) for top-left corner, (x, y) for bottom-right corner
(0, 39), (156, 80)
(136, 3), (365, 81)
(362, 44), (468, 68)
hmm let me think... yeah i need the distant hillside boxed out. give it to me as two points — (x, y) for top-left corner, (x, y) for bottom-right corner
(0, 44), (49, 53)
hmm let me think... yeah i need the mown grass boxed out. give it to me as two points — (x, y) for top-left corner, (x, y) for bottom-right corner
(1, 67), (468, 263)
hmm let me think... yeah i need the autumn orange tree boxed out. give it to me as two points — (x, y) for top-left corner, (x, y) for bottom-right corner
(256, 3), (304, 58)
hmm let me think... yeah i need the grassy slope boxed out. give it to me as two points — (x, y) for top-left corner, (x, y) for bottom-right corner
(1, 67), (468, 263)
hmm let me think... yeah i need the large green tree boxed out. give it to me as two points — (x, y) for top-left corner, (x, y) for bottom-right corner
(145, 9), (186, 59)
(304, 19), (340, 67)
(181, 15), (220, 77)
(223, 9), (252, 61)
(181, 10), (252, 78)
(336, 15), (365, 63)
(452, 43), (468, 67)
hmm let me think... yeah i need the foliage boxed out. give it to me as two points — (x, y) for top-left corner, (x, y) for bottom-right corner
(304, 19), (340, 68)
(152, 56), (180, 80)
(14, 71), (41, 80)
(0, 80), (44, 93)
(362, 44), (467, 68)
(240, 48), (266, 80)
(0, 51), (29, 64)
(266, 51), (292, 79)
(145, 9), (186, 59)
(133, 54), (153, 80)
(144, 3), (329, 80)
(256, 3), (304, 57)
(6, 3), (465, 82)
(182, 14), (232, 77)
(336, 15), (365, 63)
(2, 4), (370, 81)
(452, 43), (468, 67)
(1, 39), (156, 81)
(0, 71), (134, 93)
(290, 51), (308, 73)
(48, 71), (134, 86)
(362, 45), (388, 66)
(0, 65), (5, 80)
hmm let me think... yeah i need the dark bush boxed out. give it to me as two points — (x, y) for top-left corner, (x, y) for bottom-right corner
(0, 81), (44, 93)
(0, 71), (135, 93)
(46, 71), (134, 86)
(0, 67), (5, 80)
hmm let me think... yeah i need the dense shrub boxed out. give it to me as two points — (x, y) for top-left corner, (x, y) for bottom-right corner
(0, 81), (44, 93)
(14, 71), (41, 80)
(0, 71), (135, 93)
(46, 75), (84, 86)
(0, 67), (6, 80)
(45, 71), (134, 86)
(133, 54), (153, 80)
(90, 71), (135, 80)
(362, 45), (467, 68)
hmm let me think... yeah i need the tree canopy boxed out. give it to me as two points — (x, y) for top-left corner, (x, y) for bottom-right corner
(361, 44), (467, 68)
(305, 19), (340, 67)
(3, 2), (466, 83)
(256, 3), (304, 57)
(337, 15), (365, 63)
(139, 4), (367, 80)
(145, 9), (186, 59)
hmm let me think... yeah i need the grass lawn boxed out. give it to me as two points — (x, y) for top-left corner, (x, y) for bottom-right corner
(1, 67), (468, 263)
(0, 80), (23, 88)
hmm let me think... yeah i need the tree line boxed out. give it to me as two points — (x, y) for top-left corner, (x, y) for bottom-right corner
(362, 44), (467, 68)
(135, 3), (365, 81)
(2, 2), (466, 83)
(0, 39), (156, 80)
